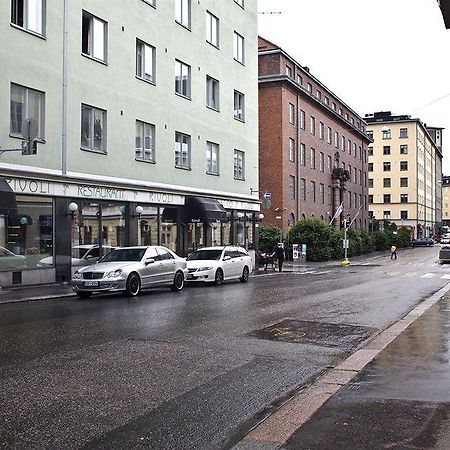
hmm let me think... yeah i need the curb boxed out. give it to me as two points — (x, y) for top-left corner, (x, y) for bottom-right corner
(0, 292), (76, 305)
(231, 281), (450, 449)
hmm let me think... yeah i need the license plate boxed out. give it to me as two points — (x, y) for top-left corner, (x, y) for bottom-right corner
(84, 281), (99, 287)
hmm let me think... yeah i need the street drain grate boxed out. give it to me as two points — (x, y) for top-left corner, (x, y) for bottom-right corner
(247, 319), (377, 349)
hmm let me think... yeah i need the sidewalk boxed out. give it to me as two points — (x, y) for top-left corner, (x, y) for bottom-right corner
(0, 283), (75, 304)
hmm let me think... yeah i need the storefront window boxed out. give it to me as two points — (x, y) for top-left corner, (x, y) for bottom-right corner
(0, 196), (53, 270)
(160, 207), (178, 253)
(138, 207), (158, 246)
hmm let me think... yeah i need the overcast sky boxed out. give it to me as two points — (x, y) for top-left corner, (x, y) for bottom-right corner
(258, 0), (450, 174)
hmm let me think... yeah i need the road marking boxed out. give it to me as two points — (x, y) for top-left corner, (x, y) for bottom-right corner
(441, 275), (450, 280)
(404, 272), (417, 278)
(386, 272), (400, 277)
(421, 273), (435, 278)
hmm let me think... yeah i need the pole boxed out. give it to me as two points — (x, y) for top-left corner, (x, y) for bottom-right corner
(344, 220), (348, 260)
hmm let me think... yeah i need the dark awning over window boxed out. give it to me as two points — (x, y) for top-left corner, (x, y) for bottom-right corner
(184, 196), (228, 224)
(0, 178), (17, 215)
(8, 214), (33, 226)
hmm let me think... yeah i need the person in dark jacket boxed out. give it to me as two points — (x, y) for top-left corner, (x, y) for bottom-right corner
(273, 243), (286, 272)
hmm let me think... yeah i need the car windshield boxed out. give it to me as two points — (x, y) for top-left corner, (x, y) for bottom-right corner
(99, 248), (146, 263)
(72, 247), (91, 259)
(187, 249), (223, 261)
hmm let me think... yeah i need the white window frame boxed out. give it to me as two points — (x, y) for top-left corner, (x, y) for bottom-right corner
(11, 0), (46, 35)
(206, 11), (219, 47)
(175, 59), (191, 98)
(234, 90), (245, 121)
(234, 149), (245, 180)
(81, 103), (106, 153)
(175, 131), (191, 169)
(175, 0), (191, 28)
(135, 120), (155, 163)
(10, 83), (45, 140)
(289, 138), (295, 162)
(206, 75), (220, 111)
(82, 10), (107, 63)
(289, 103), (295, 124)
(136, 39), (156, 83)
(206, 141), (219, 175)
(233, 31), (245, 64)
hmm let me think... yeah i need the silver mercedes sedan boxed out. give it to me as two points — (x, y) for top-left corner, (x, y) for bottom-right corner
(71, 246), (188, 298)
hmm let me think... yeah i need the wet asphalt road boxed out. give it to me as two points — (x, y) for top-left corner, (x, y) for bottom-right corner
(0, 246), (449, 449)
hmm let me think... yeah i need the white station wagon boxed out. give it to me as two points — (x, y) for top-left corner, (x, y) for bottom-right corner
(186, 246), (252, 285)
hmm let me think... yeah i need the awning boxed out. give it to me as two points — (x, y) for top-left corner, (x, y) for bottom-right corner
(161, 207), (178, 223)
(7, 214), (33, 226)
(184, 196), (228, 224)
(0, 178), (17, 215)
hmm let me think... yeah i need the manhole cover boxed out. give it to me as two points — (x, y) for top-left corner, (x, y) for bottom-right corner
(247, 319), (377, 349)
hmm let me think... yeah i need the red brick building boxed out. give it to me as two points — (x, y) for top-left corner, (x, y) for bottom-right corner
(258, 37), (371, 231)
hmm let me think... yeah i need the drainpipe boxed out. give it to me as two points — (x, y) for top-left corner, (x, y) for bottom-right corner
(296, 92), (300, 222)
(61, 0), (69, 175)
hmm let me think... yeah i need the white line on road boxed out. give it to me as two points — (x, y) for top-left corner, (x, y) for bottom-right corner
(421, 273), (435, 278)
(404, 272), (417, 278)
(441, 275), (450, 280)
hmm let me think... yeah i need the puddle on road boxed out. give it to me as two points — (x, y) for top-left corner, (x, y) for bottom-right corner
(247, 319), (377, 350)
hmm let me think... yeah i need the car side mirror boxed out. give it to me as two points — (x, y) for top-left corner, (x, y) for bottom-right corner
(145, 257), (155, 265)
(223, 255), (231, 261)
(86, 255), (95, 259)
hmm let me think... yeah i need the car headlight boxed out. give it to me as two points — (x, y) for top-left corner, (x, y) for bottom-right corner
(73, 271), (82, 279)
(106, 269), (123, 278)
(197, 266), (213, 271)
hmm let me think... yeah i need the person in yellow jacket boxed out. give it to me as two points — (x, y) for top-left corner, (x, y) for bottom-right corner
(390, 244), (397, 260)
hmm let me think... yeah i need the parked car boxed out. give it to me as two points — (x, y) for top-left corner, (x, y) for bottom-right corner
(439, 246), (450, 264)
(411, 237), (434, 247)
(0, 246), (26, 270)
(38, 245), (115, 267)
(441, 236), (450, 244)
(71, 246), (187, 298)
(186, 246), (252, 285)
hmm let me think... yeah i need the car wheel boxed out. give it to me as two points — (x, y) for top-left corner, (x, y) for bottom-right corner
(214, 269), (224, 286)
(76, 291), (92, 299)
(126, 273), (141, 297)
(240, 266), (249, 283)
(170, 271), (184, 291)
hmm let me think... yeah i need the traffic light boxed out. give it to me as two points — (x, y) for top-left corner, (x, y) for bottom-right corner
(22, 140), (37, 155)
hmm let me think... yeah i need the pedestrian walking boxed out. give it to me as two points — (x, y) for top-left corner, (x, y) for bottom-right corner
(273, 243), (286, 272)
(390, 244), (397, 260)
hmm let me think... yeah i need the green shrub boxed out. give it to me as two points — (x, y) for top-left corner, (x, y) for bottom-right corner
(259, 224), (282, 253)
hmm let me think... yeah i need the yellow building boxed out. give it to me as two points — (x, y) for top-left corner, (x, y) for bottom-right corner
(442, 176), (450, 225)
(366, 112), (443, 238)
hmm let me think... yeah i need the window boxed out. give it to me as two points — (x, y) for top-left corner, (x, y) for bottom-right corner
(354, 169), (357, 184)
(319, 183), (324, 204)
(11, 0), (45, 35)
(300, 178), (306, 201)
(359, 169), (362, 185)
(325, 96), (329, 105)
(234, 90), (245, 121)
(368, 178), (373, 188)
(368, 163), (373, 172)
(310, 116), (315, 135)
(289, 138), (295, 162)
(82, 11), (107, 62)
(319, 122), (324, 140)
(383, 178), (391, 188)
(10, 83), (45, 139)
(368, 147), (373, 156)
(289, 176), (295, 200)
(401, 210), (408, 220)
(285, 66), (292, 78)
(310, 181), (316, 202)
(339, 107), (343, 116)
(400, 161), (408, 171)
(348, 139), (351, 154)
(289, 103), (295, 124)
(175, 60), (191, 98)
(327, 155), (332, 174)
(206, 11), (219, 47)
(316, 90), (322, 100)
(335, 131), (339, 148)
(234, 149), (245, 180)
(300, 109), (305, 129)
(206, 141), (219, 174)
(383, 162), (391, 171)
(400, 128), (408, 138)
(81, 104), (106, 152)
(300, 143), (305, 166)
(332, 102), (336, 111)
(206, 76), (219, 110)
(383, 211), (391, 220)
(135, 120), (155, 162)
(367, 130), (373, 140)
(384, 194), (391, 204)
(383, 145), (391, 155)
(175, 131), (191, 169)
(319, 152), (324, 172)
(400, 194), (408, 203)
(233, 31), (245, 64)
(176, 0), (191, 28)
(368, 195), (373, 204)
(400, 144), (408, 154)
(400, 177), (408, 187)
(328, 186), (333, 205)
(327, 127), (332, 144)
(348, 191), (352, 208)
(353, 143), (357, 157)
(297, 74), (303, 85)
(341, 135), (345, 151)
(382, 128), (391, 139)
(307, 82), (312, 93)
(310, 148), (315, 169)
(136, 40), (155, 82)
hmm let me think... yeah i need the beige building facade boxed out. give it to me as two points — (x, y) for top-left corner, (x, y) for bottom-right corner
(366, 112), (443, 238)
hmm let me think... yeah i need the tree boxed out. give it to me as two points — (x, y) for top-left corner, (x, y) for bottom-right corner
(258, 225), (281, 252)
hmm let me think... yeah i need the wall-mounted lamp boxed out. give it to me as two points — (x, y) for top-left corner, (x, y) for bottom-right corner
(132, 205), (144, 219)
(258, 213), (265, 221)
(66, 202), (79, 218)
